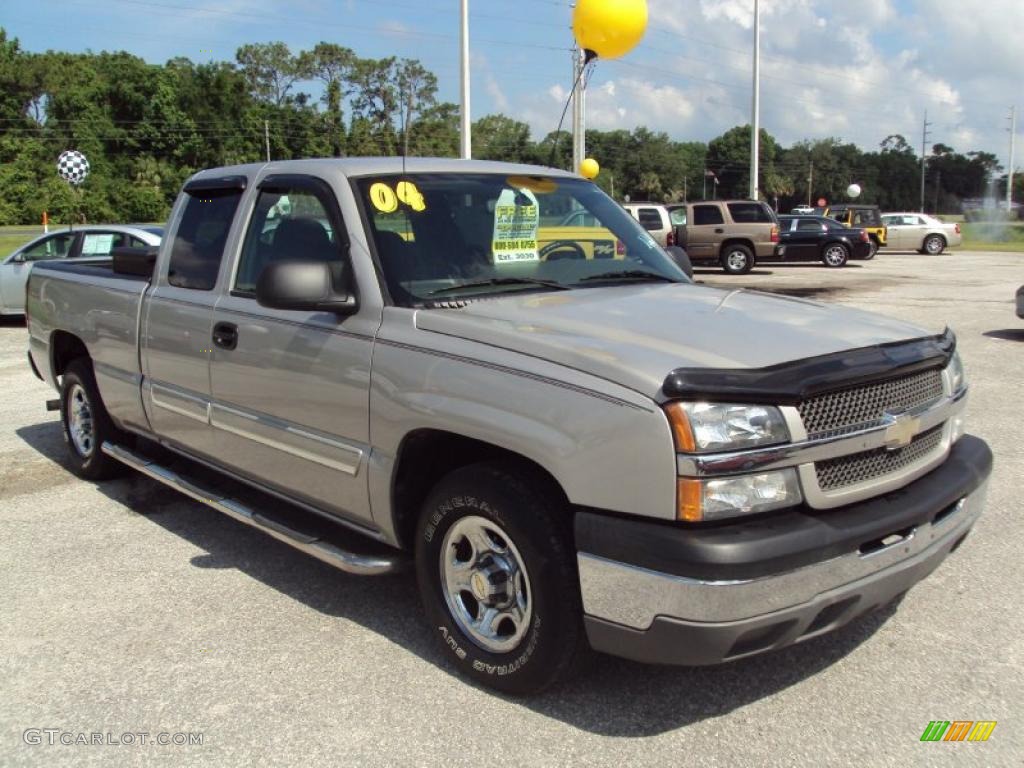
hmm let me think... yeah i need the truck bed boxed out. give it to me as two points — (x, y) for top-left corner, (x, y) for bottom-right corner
(28, 258), (151, 433)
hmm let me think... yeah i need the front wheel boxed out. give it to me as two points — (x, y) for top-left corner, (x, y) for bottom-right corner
(60, 358), (126, 480)
(862, 238), (878, 260)
(720, 244), (755, 274)
(821, 242), (849, 268)
(415, 462), (584, 694)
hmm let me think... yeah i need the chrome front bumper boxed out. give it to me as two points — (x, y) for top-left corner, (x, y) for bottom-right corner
(578, 468), (989, 666)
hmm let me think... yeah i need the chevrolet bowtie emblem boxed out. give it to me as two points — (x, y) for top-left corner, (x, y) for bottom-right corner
(883, 412), (920, 450)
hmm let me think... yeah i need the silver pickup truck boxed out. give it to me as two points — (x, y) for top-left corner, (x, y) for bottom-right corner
(26, 158), (992, 694)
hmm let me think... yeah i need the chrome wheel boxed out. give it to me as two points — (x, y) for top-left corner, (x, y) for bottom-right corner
(67, 383), (95, 457)
(924, 235), (944, 254)
(440, 515), (532, 654)
(726, 250), (749, 271)
(823, 244), (847, 267)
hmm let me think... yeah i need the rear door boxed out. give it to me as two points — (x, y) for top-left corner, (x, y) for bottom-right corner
(207, 173), (378, 526)
(141, 176), (246, 457)
(686, 204), (725, 259)
(782, 217), (824, 260)
(882, 215), (912, 249)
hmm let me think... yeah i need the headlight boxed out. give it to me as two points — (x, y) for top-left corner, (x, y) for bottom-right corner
(678, 469), (802, 522)
(946, 351), (966, 395)
(664, 402), (790, 453)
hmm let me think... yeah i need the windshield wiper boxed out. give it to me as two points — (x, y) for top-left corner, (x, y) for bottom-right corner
(576, 270), (680, 284)
(428, 277), (570, 296)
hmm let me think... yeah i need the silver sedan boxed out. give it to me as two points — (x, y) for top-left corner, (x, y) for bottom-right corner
(880, 212), (962, 254)
(0, 225), (162, 315)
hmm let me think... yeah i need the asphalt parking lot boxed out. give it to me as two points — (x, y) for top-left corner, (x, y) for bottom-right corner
(1, 250), (1022, 767)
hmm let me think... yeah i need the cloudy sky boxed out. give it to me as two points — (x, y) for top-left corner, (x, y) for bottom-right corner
(7, 0), (1022, 162)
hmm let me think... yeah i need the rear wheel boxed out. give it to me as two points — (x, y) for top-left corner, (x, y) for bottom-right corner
(60, 358), (126, 480)
(720, 244), (755, 275)
(922, 234), (946, 254)
(821, 242), (849, 268)
(415, 462), (584, 694)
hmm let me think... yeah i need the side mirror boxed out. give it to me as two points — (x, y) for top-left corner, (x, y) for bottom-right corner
(12, 253), (26, 264)
(255, 260), (358, 315)
(665, 245), (693, 279)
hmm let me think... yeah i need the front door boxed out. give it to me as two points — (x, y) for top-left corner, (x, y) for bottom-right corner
(208, 174), (378, 527)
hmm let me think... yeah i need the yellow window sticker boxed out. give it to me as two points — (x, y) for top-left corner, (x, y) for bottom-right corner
(492, 188), (540, 264)
(396, 181), (426, 212)
(369, 182), (398, 213)
(369, 181), (426, 213)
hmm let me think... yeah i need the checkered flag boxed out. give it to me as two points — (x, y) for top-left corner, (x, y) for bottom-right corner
(57, 150), (90, 185)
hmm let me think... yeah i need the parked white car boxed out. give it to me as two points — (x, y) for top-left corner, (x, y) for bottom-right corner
(880, 213), (962, 254)
(0, 225), (162, 315)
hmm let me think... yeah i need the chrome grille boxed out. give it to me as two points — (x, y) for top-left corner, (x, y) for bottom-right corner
(814, 425), (944, 491)
(798, 369), (944, 439)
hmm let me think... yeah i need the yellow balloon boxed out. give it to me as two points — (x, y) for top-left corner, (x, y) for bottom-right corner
(573, 0), (648, 60)
(579, 158), (600, 179)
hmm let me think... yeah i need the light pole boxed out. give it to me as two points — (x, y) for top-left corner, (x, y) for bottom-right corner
(749, 0), (760, 201)
(460, 0), (471, 159)
(571, 47), (587, 174)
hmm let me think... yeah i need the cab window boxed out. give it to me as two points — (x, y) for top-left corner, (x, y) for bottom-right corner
(168, 188), (243, 290)
(235, 185), (344, 295)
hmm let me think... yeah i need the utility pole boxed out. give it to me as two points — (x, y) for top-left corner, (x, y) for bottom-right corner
(702, 163), (707, 200)
(1008, 105), (1017, 211)
(919, 110), (932, 213)
(264, 120), (271, 162)
(571, 47), (587, 173)
(749, 0), (761, 201)
(807, 159), (813, 206)
(459, 0), (471, 158)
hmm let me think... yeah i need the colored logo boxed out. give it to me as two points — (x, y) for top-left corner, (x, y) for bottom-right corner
(920, 721), (996, 742)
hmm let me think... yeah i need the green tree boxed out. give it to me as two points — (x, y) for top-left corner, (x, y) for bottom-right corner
(472, 114), (533, 162)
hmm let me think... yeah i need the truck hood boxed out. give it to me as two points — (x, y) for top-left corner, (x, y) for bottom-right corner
(414, 283), (935, 398)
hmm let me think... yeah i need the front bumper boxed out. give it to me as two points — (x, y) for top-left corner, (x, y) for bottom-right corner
(576, 435), (992, 665)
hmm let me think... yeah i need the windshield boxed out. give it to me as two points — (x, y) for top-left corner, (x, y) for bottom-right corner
(355, 173), (687, 305)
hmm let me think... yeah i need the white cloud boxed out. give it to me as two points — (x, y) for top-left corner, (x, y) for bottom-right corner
(510, 0), (1014, 159)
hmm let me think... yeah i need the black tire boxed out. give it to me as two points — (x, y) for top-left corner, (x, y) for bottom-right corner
(922, 234), (946, 255)
(60, 358), (126, 480)
(821, 242), (849, 268)
(415, 461), (584, 695)
(862, 238), (878, 260)
(720, 244), (755, 275)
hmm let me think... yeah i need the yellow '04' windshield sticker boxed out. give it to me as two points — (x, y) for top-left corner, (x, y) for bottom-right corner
(369, 181), (426, 213)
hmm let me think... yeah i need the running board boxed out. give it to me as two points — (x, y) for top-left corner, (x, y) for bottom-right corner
(101, 441), (406, 576)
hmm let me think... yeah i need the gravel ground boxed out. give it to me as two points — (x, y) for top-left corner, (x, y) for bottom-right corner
(1, 250), (1022, 767)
